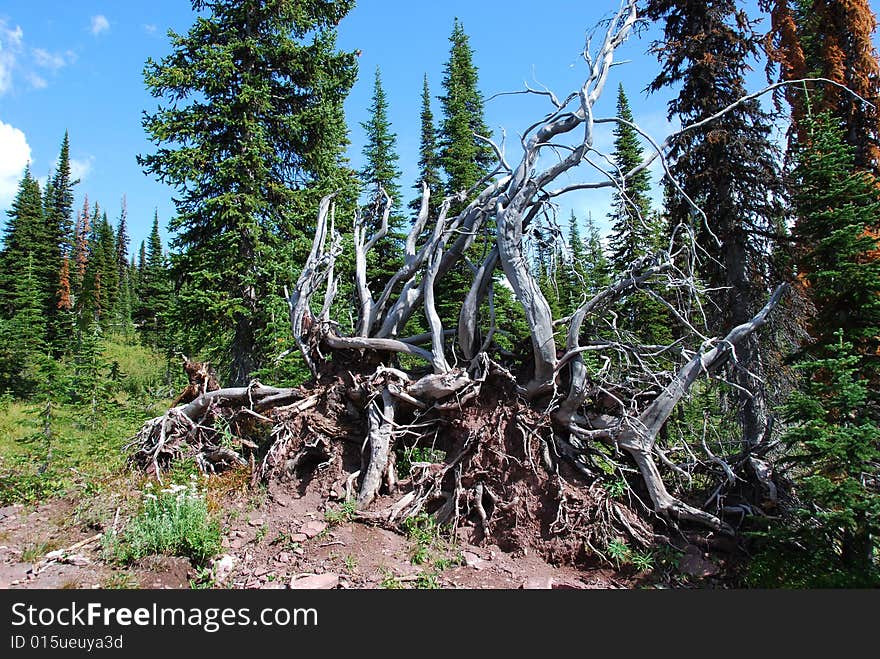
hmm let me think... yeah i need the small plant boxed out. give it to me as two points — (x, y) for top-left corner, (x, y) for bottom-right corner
(21, 541), (52, 563)
(415, 570), (440, 589)
(255, 523), (269, 543)
(103, 572), (138, 589)
(324, 499), (357, 526)
(189, 565), (217, 589)
(379, 569), (403, 589)
(606, 477), (628, 499)
(632, 550), (655, 572)
(606, 539), (631, 568)
(270, 531), (302, 552)
(103, 476), (222, 566)
(344, 555), (358, 572)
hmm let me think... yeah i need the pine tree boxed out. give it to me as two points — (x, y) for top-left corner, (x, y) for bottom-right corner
(791, 109), (880, 364)
(359, 66), (405, 289)
(645, 0), (785, 445)
(0, 166), (48, 320)
(606, 85), (670, 346)
(139, 0), (358, 385)
(0, 254), (47, 396)
(114, 197), (133, 335)
(410, 74), (443, 215)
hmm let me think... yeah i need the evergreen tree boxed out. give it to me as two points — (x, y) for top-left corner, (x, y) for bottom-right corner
(777, 333), (880, 584)
(791, 110), (880, 366)
(0, 255), (47, 396)
(410, 74), (443, 215)
(114, 197), (134, 334)
(762, 0), (880, 174)
(43, 132), (77, 350)
(606, 85), (670, 346)
(359, 66), (405, 289)
(139, 0), (358, 385)
(0, 166), (48, 319)
(439, 18), (494, 201)
(135, 213), (172, 348)
(645, 0), (785, 445)
(435, 19), (496, 328)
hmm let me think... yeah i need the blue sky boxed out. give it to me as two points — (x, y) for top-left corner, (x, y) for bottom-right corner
(0, 1), (877, 252)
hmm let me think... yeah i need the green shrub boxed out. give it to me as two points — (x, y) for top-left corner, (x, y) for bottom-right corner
(104, 477), (221, 566)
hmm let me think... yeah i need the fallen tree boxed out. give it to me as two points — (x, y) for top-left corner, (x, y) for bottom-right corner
(130, 1), (792, 560)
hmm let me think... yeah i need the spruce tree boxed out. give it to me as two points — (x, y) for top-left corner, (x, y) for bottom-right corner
(114, 197), (133, 335)
(762, 0), (880, 174)
(139, 0), (358, 385)
(435, 19), (497, 328)
(135, 213), (172, 348)
(439, 18), (494, 201)
(359, 66), (405, 289)
(410, 74), (443, 215)
(607, 85), (670, 346)
(645, 0), (784, 445)
(0, 166), (48, 320)
(44, 132), (77, 351)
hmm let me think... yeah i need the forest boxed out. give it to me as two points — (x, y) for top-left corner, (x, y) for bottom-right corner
(0, 0), (878, 590)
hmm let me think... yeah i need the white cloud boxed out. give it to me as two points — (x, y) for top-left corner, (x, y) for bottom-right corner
(0, 121), (32, 210)
(32, 47), (68, 70)
(144, 24), (157, 35)
(0, 21), (25, 95)
(70, 156), (94, 183)
(90, 15), (110, 36)
(26, 72), (47, 89)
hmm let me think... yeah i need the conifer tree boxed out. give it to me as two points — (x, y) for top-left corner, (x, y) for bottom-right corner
(359, 66), (405, 288)
(0, 166), (47, 319)
(139, 0), (358, 384)
(410, 74), (443, 215)
(439, 18), (494, 201)
(135, 213), (172, 348)
(645, 0), (784, 445)
(606, 85), (670, 346)
(761, 0), (880, 174)
(114, 197), (133, 334)
(44, 132), (77, 350)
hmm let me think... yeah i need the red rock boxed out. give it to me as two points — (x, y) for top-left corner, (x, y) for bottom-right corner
(300, 521), (327, 539)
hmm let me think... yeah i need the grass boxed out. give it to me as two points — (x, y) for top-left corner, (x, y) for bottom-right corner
(0, 336), (172, 507)
(20, 541), (54, 563)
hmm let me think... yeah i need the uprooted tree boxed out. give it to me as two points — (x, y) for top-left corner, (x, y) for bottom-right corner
(130, 2), (802, 560)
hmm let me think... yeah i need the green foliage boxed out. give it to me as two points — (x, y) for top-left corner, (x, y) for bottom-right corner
(103, 478), (222, 566)
(606, 539), (631, 568)
(324, 499), (358, 526)
(139, 0), (358, 385)
(410, 74), (443, 214)
(359, 66), (405, 290)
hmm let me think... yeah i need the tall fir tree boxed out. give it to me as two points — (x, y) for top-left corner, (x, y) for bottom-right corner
(114, 197), (134, 334)
(607, 85), (671, 346)
(359, 66), (405, 290)
(139, 0), (358, 385)
(0, 166), (48, 319)
(435, 19), (499, 329)
(439, 18), (494, 202)
(410, 74), (443, 215)
(645, 0), (785, 445)
(134, 212), (172, 348)
(44, 132), (77, 351)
